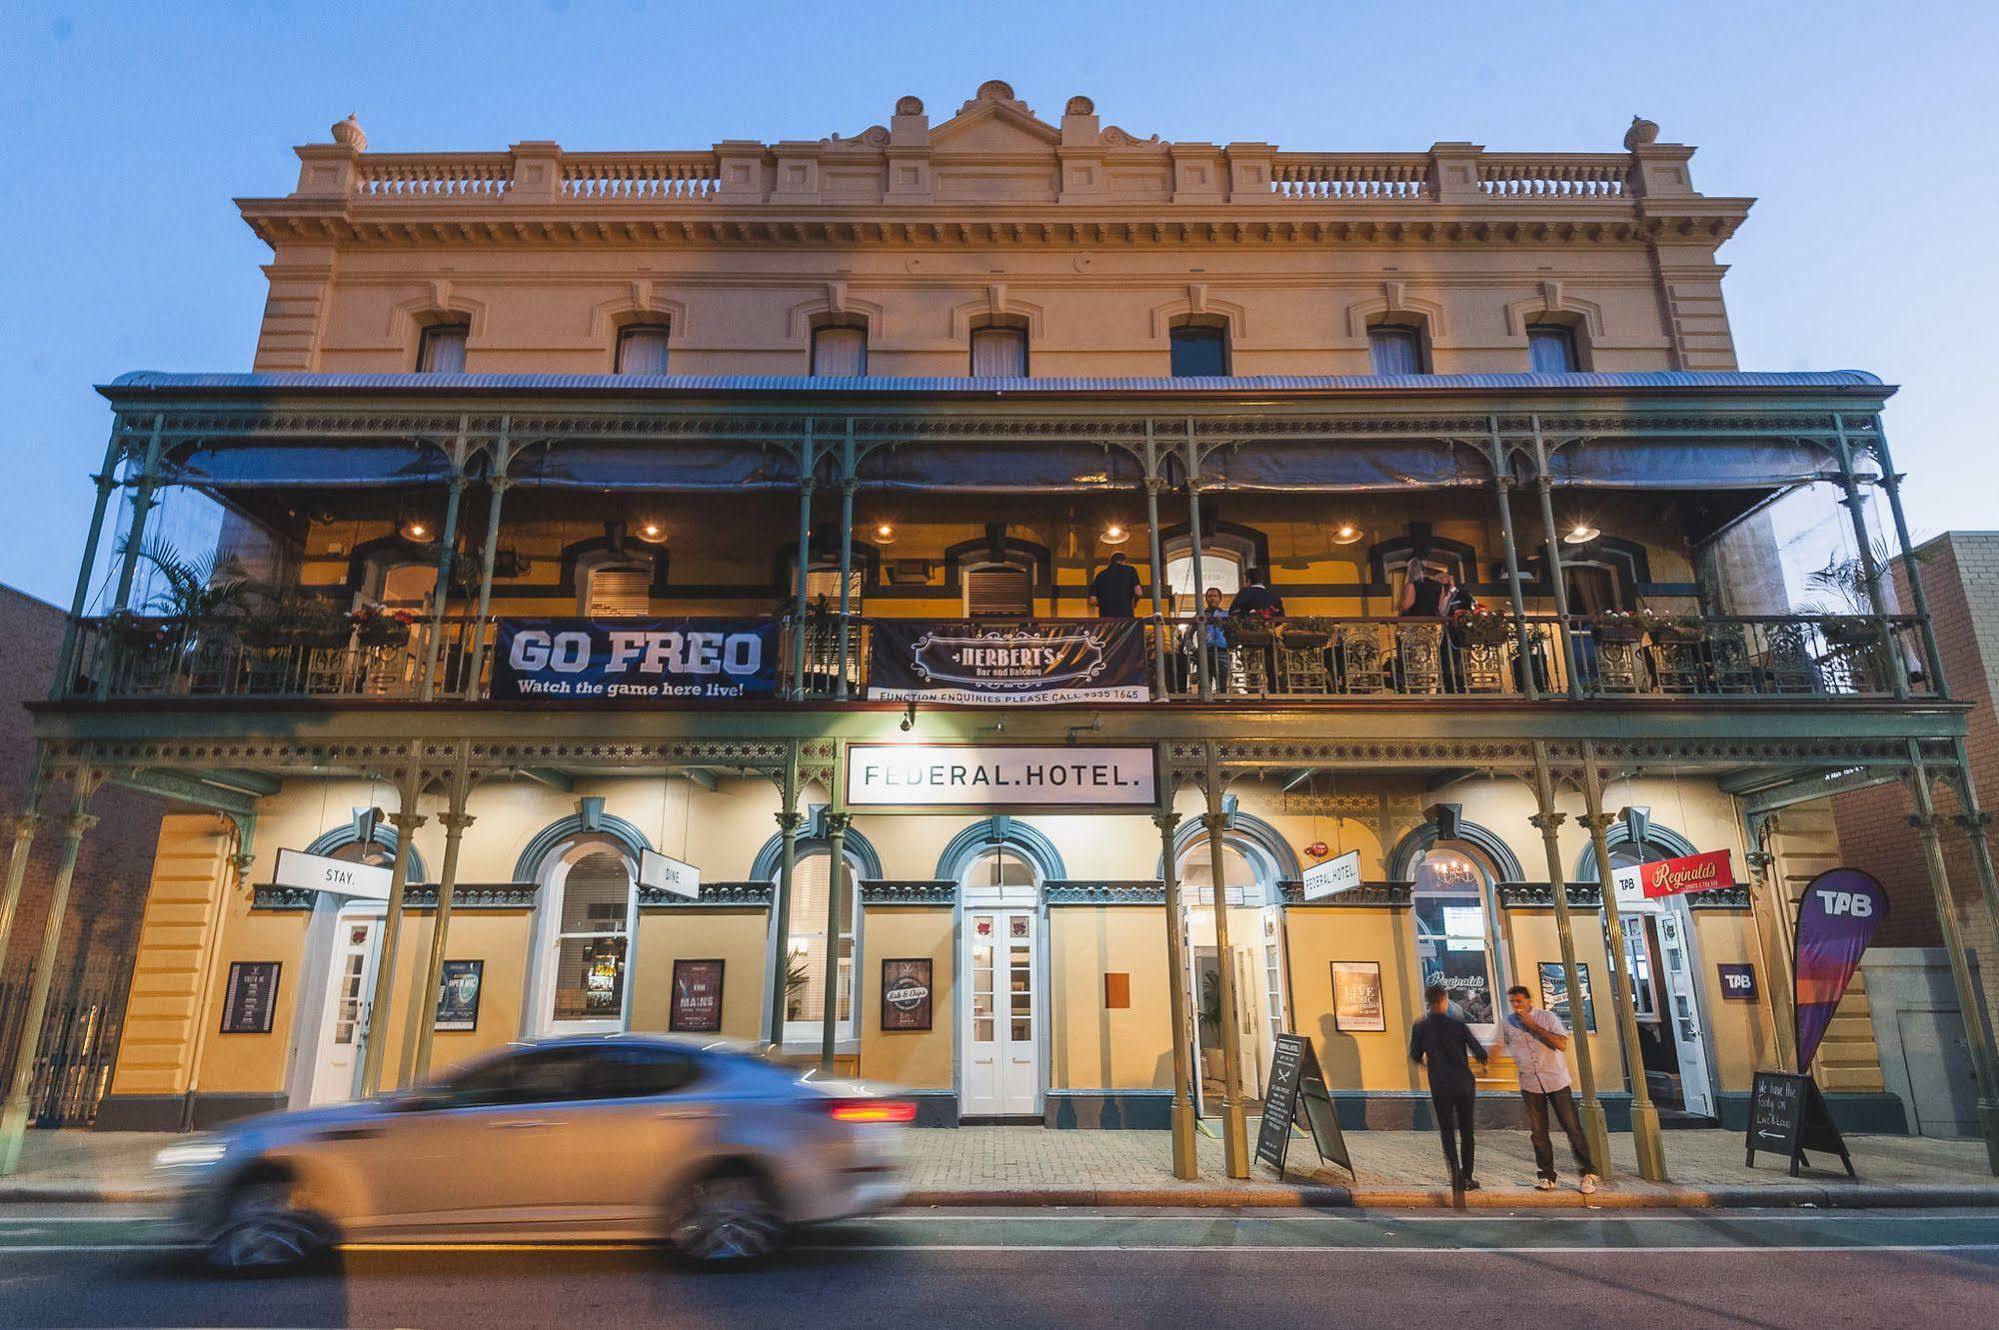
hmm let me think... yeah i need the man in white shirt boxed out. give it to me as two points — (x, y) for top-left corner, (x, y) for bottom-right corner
(1502, 985), (1599, 1194)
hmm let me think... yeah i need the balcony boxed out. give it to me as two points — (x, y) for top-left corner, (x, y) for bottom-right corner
(62, 612), (1935, 706)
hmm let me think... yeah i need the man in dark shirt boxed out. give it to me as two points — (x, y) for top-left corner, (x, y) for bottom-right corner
(1229, 574), (1285, 617)
(1409, 983), (1488, 1191)
(1089, 552), (1142, 618)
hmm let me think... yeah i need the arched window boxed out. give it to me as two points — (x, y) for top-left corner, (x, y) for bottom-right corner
(1162, 531), (1256, 605)
(1368, 323), (1427, 375)
(531, 836), (639, 1033)
(1410, 845), (1505, 1038)
(811, 325), (868, 377)
(615, 323), (671, 375)
(780, 848), (866, 1043)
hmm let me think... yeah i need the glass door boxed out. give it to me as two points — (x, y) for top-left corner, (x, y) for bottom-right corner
(961, 909), (1040, 1116)
(310, 911), (382, 1106)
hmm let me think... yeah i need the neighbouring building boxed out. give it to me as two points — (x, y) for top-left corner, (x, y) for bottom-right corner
(14, 83), (1996, 1169)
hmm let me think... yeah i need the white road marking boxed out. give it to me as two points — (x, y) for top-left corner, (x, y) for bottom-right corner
(798, 1241), (1999, 1254)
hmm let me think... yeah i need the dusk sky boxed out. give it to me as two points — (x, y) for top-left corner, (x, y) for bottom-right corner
(3, 0), (1995, 605)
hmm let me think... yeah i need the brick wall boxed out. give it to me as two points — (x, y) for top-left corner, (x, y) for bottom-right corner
(1832, 533), (1999, 1014)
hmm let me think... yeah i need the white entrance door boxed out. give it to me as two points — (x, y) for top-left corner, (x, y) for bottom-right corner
(962, 909), (1040, 1116)
(310, 911), (383, 1106)
(1654, 908), (1714, 1116)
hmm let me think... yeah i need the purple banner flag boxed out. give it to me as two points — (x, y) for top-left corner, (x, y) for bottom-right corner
(1793, 868), (1889, 1070)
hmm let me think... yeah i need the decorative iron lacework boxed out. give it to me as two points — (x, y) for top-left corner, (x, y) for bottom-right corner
(251, 886), (318, 911)
(1275, 879), (1413, 907)
(1495, 882), (1605, 910)
(250, 882), (541, 910)
(859, 880), (957, 905)
(639, 881), (773, 908)
(1043, 880), (1165, 905)
(1686, 886), (1753, 910)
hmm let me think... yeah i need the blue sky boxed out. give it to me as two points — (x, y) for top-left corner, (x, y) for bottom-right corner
(3, 0), (1995, 605)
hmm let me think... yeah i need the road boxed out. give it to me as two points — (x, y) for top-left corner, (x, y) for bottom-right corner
(0, 1204), (1994, 1328)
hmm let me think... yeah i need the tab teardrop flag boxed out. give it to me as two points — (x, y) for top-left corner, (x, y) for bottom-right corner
(1793, 868), (1889, 1070)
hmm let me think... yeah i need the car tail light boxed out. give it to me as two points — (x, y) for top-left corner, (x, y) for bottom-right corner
(825, 1099), (917, 1124)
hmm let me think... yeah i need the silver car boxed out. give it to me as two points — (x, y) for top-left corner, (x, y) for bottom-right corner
(152, 1035), (910, 1271)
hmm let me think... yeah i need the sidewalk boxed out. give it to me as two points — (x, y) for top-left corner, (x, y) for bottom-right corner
(5, 1126), (1996, 1209)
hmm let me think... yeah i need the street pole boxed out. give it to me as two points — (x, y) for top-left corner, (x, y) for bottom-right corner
(1154, 754), (1197, 1177)
(1201, 742), (1250, 1178)
(1528, 742), (1611, 1177)
(1579, 742), (1668, 1181)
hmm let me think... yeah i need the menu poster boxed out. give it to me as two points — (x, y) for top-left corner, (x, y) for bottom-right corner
(669, 959), (725, 1033)
(435, 959), (483, 1031)
(881, 958), (934, 1031)
(219, 961), (281, 1034)
(1331, 961), (1387, 1032)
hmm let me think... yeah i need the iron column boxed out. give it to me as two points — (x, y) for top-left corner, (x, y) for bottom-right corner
(1528, 741), (1610, 1176)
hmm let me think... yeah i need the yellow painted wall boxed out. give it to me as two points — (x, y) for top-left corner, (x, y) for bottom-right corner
(858, 906), (954, 1089)
(1282, 907), (1423, 1093)
(1495, 908), (1626, 1089)
(195, 907), (311, 1095)
(630, 908), (770, 1040)
(1690, 910), (1780, 1091)
(371, 908), (535, 1087)
(109, 815), (239, 1098)
(1047, 906), (1174, 1091)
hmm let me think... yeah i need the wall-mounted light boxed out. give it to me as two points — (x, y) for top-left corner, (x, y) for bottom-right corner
(1099, 523), (1130, 546)
(899, 699), (918, 732)
(872, 522), (898, 546)
(1563, 521), (1601, 545)
(1330, 522), (1366, 546)
(400, 517), (434, 543)
(636, 520), (668, 545)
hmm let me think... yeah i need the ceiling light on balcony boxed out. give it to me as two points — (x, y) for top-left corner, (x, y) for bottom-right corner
(871, 522), (897, 545)
(400, 518), (433, 542)
(1330, 522), (1366, 546)
(636, 520), (668, 545)
(1099, 523), (1130, 546)
(1563, 521), (1601, 545)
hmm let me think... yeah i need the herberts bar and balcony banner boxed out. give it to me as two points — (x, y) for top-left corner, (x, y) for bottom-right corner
(492, 618), (779, 700)
(869, 621), (1148, 704)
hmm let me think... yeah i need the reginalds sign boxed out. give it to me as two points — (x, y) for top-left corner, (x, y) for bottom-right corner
(846, 744), (1157, 808)
(491, 618), (779, 701)
(1611, 849), (1735, 904)
(1302, 849), (1363, 901)
(273, 848), (392, 901)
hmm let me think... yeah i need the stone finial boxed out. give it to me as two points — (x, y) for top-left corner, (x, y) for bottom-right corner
(977, 79), (1016, 102)
(1623, 115), (1659, 150)
(331, 113), (367, 151)
(1065, 94), (1095, 116)
(895, 94), (924, 116)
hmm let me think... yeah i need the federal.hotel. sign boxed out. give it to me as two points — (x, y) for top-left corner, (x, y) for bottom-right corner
(846, 744), (1157, 809)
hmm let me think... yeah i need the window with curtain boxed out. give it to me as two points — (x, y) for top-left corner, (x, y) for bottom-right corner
(1368, 325), (1425, 375)
(969, 325), (1028, 377)
(1169, 325), (1230, 377)
(615, 324), (671, 375)
(811, 325), (867, 377)
(784, 851), (856, 1038)
(415, 324), (468, 374)
(1527, 323), (1580, 373)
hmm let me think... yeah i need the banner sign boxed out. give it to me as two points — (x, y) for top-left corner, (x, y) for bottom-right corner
(1794, 867), (1889, 1069)
(640, 848), (700, 899)
(1303, 849), (1363, 901)
(273, 848), (392, 901)
(846, 744), (1157, 808)
(491, 618), (779, 701)
(868, 620), (1148, 704)
(1611, 848), (1735, 904)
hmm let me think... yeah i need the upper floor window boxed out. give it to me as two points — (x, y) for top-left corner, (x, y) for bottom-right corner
(1368, 325), (1426, 376)
(585, 564), (652, 616)
(965, 561), (1033, 617)
(415, 323), (468, 374)
(1169, 324), (1230, 378)
(811, 325), (868, 378)
(615, 324), (671, 375)
(970, 324), (1028, 378)
(1527, 323), (1581, 374)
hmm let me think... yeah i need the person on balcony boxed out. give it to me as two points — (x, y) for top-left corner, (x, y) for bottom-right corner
(1180, 586), (1231, 694)
(1229, 573), (1285, 618)
(1398, 561), (1466, 692)
(1089, 552), (1142, 619)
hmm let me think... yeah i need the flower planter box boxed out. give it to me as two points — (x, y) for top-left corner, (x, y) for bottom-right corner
(1592, 623), (1648, 644)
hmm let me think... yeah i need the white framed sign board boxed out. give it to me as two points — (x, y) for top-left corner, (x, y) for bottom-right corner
(1302, 848), (1363, 901)
(273, 848), (393, 901)
(640, 848), (701, 899)
(845, 744), (1157, 810)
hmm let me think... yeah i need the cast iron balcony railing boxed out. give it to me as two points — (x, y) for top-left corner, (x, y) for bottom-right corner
(60, 612), (1937, 705)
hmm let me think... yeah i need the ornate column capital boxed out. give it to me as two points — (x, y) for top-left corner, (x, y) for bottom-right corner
(61, 811), (100, 839)
(1200, 811), (1230, 833)
(1908, 812), (1949, 836)
(1529, 811), (1567, 832)
(1151, 811), (1182, 834)
(487, 475), (513, 495)
(1956, 811), (1995, 837)
(1579, 812), (1619, 834)
(823, 812), (852, 837)
(774, 810), (804, 834)
(8, 812), (46, 840)
(387, 811), (429, 834)
(437, 811), (476, 835)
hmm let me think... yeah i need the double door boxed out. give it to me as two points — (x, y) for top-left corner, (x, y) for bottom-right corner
(961, 909), (1039, 1117)
(1619, 903), (1715, 1117)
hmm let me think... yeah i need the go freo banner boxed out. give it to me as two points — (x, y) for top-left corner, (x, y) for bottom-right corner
(869, 620), (1148, 705)
(1793, 867), (1890, 1070)
(491, 618), (779, 701)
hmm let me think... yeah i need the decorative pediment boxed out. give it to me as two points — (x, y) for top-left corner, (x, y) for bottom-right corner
(931, 79), (1061, 153)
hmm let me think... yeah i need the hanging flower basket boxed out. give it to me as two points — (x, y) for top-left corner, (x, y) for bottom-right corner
(1452, 605), (1513, 646)
(351, 606), (416, 648)
(106, 611), (171, 649)
(240, 597), (351, 649)
(1224, 620), (1277, 648)
(1591, 611), (1648, 644)
(1648, 614), (1709, 644)
(1278, 618), (1334, 650)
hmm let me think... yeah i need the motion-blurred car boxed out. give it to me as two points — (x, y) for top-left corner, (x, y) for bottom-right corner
(152, 1034), (911, 1272)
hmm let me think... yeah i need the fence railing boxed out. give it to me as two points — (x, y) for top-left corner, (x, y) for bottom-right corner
(1269, 154), (1432, 201)
(0, 977), (126, 1128)
(63, 613), (1936, 706)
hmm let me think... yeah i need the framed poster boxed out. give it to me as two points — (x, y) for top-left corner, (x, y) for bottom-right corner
(434, 959), (484, 1031)
(669, 959), (725, 1033)
(218, 961), (281, 1034)
(1330, 961), (1387, 1032)
(1538, 961), (1598, 1033)
(881, 958), (934, 1031)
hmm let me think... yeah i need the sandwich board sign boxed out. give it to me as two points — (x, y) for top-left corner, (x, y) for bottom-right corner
(1254, 1033), (1351, 1180)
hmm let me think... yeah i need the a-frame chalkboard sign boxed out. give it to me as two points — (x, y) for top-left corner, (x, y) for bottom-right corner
(1745, 1070), (1854, 1177)
(1254, 1033), (1352, 1180)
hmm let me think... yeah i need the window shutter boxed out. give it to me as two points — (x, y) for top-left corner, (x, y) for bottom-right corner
(966, 565), (1032, 617)
(587, 567), (652, 617)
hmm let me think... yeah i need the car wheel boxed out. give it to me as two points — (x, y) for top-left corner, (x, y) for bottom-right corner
(662, 1171), (785, 1263)
(205, 1179), (330, 1275)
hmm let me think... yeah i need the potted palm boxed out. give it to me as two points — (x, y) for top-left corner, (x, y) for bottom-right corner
(1802, 546), (1896, 648)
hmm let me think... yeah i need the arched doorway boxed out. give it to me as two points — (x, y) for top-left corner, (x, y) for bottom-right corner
(958, 844), (1043, 1117)
(1176, 833), (1287, 1104)
(298, 830), (426, 1108)
(1592, 828), (1716, 1119)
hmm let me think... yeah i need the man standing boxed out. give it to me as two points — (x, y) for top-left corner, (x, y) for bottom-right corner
(1410, 983), (1487, 1191)
(1089, 551), (1142, 619)
(1229, 572), (1285, 618)
(1502, 985), (1599, 1194)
